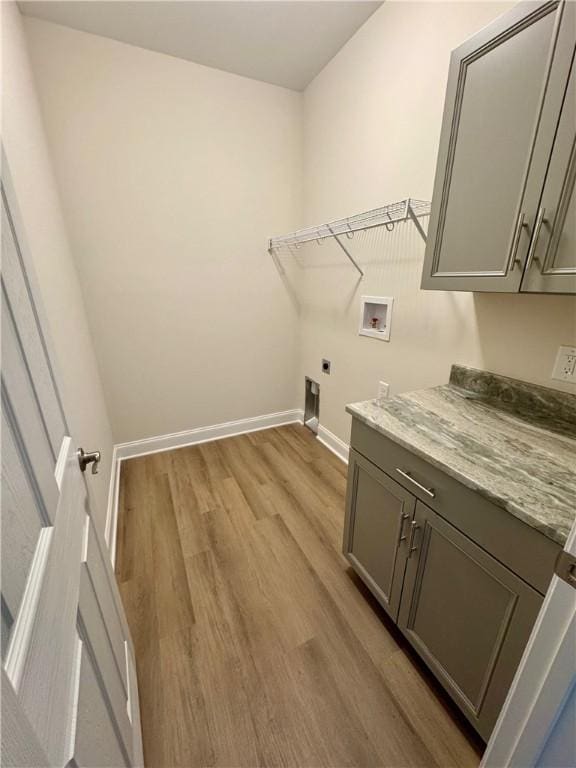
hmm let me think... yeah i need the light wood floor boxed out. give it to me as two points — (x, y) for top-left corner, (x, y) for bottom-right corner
(116, 424), (482, 767)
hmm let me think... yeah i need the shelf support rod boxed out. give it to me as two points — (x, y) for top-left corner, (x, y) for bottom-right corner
(328, 225), (364, 277)
(406, 201), (427, 243)
(268, 240), (286, 274)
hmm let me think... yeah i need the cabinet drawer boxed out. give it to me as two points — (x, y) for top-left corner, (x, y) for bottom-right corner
(350, 418), (560, 594)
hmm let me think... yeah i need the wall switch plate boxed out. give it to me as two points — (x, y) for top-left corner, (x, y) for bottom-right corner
(551, 346), (576, 383)
(321, 359), (331, 375)
(377, 381), (389, 405)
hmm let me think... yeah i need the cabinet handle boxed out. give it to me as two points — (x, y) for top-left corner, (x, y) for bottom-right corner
(398, 512), (410, 543)
(395, 468), (436, 499)
(506, 211), (528, 273)
(408, 521), (421, 556)
(525, 206), (548, 273)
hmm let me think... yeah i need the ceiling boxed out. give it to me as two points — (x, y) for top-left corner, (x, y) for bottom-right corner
(19, 1), (382, 91)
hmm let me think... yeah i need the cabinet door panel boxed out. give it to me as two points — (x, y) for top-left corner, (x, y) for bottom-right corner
(398, 502), (541, 740)
(343, 450), (415, 622)
(422, 1), (568, 292)
(521, 29), (576, 292)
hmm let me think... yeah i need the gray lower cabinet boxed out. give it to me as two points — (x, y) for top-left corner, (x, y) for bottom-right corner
(343, 450), (415, 622)
(421, 0), (576, 294)
(397, 501), (542, 741)
(343, 425), (555, 740)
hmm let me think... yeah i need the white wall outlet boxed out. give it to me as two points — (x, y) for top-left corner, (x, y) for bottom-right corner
(377, 381), (390, 405)
(551, 346), (576, 383)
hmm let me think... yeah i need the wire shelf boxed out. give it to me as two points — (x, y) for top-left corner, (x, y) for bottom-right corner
(268, 198), (430, 251)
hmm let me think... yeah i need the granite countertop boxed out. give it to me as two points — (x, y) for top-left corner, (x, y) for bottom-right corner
(346, 365), (576, 546)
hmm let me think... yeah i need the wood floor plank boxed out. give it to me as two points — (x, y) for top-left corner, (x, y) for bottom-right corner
(116, 456), (152, 584)
(286, 636), (384, 768)
(119, 576), (163, 766)
(273, 423), (321, 464)
(116, 424), (480, 767)
(256, 471), (402, 672)
(216, 438), (273, 520)
(300, 628), (435, 767)
(158, 627), (214, 768)
(149, 470), (195, 638)
(198, 440), (232, 486)
(199, 500), (312, 664)
(170, 444), (224, 516)
(184, 549), (264, 767)
(380, 650), (484, 767)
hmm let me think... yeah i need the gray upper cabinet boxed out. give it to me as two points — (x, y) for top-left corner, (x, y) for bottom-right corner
(520, 50), (576, 292)
(343, 450), (415, 623)
(397, 502), (542, 740)
(422, 0), (576, 293)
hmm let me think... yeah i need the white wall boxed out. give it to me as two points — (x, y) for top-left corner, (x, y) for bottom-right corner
(2, 1), (114, 534)
(23, 17), (302, 445)
(300, 0), (576, 444)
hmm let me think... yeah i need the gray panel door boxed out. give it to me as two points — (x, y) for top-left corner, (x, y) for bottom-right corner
(422, 0), (571, 292)
(521, 29), (576, 293)
(343, 450), (416, 622)
(397, 502), (542, 741)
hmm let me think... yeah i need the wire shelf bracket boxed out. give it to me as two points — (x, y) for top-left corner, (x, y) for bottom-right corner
(327, 224), (364, 277)
(268, 198), (430, 278)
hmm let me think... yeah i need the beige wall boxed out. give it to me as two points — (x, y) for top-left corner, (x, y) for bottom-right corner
(23, 16), (302, 444)
(2, 1), (114, 535)
(300, 0), (576, 445)
(21, 2), (576, 456)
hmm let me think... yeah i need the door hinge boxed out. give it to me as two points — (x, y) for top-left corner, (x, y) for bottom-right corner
(555, 550), (576, 590)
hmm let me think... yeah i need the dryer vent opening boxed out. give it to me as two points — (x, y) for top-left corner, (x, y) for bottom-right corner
(304, 377), (319, 434)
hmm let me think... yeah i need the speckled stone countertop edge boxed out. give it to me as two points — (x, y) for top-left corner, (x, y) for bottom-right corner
(449, 364), (576, 438)
(345, 400), (570, 547)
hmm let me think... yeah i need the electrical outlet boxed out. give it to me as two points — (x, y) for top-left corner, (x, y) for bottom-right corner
(377, 381), (390, 405)
(551, 346), (576, 383)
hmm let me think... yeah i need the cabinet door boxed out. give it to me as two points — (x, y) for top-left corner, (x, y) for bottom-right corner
(343, 450), (415, 622)
(398, 502), (541, 740)
(422, 1), (571, 292)
(521, 32), (576, 293)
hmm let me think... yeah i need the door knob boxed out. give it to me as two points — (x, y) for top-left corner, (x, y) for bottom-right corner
(77, 448), (101, 474)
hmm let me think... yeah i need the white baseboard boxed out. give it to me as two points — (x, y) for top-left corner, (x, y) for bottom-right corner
(104, 408), (303, 566)
(114, 408), (304, 461)
(317, 424), (349, 464)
